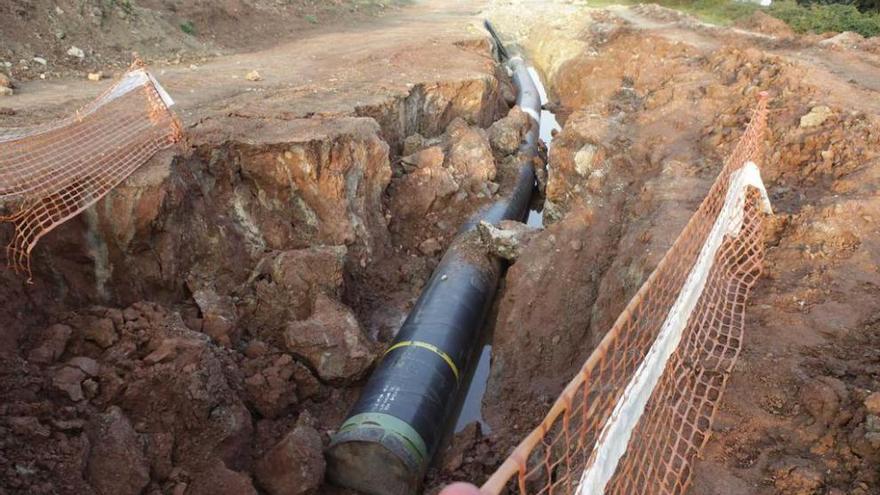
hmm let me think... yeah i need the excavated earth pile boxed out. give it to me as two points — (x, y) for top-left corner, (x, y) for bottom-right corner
(4, 1), (880, 495)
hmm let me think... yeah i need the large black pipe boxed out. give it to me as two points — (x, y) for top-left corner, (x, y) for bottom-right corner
(326, 22), (542, 495)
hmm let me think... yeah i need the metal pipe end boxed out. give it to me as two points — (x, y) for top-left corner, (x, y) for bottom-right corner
(326, 413), (428, 495)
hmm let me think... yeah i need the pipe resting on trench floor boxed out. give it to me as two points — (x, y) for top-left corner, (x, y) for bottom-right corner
(326, 21), (542, 495)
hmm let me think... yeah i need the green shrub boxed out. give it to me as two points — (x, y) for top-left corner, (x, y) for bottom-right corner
(110, 0), (135, 16)
(180, 20), (196, 35)
(797, 0), (880, 14)
(770, 1), (880, 36)
(628, 0), (880, 37)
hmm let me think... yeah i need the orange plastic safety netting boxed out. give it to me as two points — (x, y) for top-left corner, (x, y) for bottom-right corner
(482, 94), (771, 495)
(0, 59), (182, 277)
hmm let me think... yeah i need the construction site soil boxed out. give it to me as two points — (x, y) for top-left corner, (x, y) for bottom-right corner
(2, 1), (880, 495)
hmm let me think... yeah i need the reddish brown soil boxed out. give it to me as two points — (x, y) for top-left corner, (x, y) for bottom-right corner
(458, 4), (880, 495)
(4, 1), (880, 494)
(0, 1), (526, 494)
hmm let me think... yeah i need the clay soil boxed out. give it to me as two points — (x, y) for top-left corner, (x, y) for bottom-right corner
(3, 1), (880, 495)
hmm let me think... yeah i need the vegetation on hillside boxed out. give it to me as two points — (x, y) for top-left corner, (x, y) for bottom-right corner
(629, 0), (880, 37)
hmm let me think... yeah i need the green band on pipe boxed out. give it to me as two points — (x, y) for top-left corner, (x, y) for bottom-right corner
(338, 412), (429, 463)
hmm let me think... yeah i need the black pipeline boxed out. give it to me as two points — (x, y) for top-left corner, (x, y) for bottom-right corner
(326, 21), (542, 495)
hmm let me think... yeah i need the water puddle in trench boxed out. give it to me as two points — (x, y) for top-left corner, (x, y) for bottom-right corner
(453, 67), (559, 434)
(530, 67), (562, 148)
(525, 66), (559, 231)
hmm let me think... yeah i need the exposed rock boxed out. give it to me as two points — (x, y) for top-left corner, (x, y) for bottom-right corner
(255, 425), (325, 495)
(66, 46), (85, 59)
(51, 418), (86, 431)
(117, 314), (254, 472)
(8, 416), (51, 438)
(819, 31), (864, 50)
(402, 133), (425, 156)
(865, 392), (880, 415)
(246, 70), (262, 81)
(291, 361), (322, 400)
(445, 119), (496, 192)
(401, 145), (445, 172)
(389, 153), (459, 218)
(188, 459), (259, 495)
(86, 406), (150, 495)
(865, 414), (880, 434)
(30, 117), (392, 306)
(488, 106), (531, 155)
(284, 294), (375, 382)
(734, 11), (795, 38)
(244, 354), (298, 418)
(88, 72), (103, 81)
(189, 285), (237, 346)
(33, 57), (47, 65)
(144, 432), (174, 481)
(0, 87), (12, 96)
(389, 117), (500, 221)
(143, 338), (179, 365)
(771, 460), (824, 495)
(244, 340), (269, 358)
(238, 119), (392, 252)
(865, 414), (880, 450)
(543, 114), (614, 223)
(501, 83), (516, 105)
(28, 323), (72, 364)
(419, 237), (442, 256)
(477, 220), (535, 261)
(142, 337), (204, 365)
(800, 378), (840, 427)
(243, 246), (347, 339)
(439, 422), (481, 473)
(82, 378), (99, 398)
(799, 106), (832, 128)
(82, 317), (118, 348)
(0, 72), (12, 88)
(53, 365), (86, 401)
(67, 356), (100, 377)
(574, 144), (599, 177)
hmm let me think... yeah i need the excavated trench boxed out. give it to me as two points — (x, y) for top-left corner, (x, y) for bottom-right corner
(3, 3), (880, 495)
(428, 5), (880, 495)
(453, 67), (558, 435)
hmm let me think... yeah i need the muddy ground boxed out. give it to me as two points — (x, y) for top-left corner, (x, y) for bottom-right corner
(2, 1), (880, 494)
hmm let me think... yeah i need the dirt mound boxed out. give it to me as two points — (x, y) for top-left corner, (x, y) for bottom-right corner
(735, 11), (796, 38)
(818, 31), (866, 50)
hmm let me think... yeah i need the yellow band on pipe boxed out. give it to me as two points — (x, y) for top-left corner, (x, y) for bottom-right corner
(383, 340), (461, 382)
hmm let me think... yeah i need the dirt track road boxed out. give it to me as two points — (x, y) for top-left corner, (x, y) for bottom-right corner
(4, 0), (494, 126)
